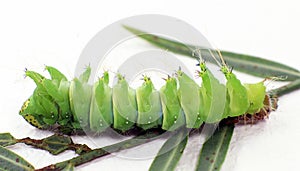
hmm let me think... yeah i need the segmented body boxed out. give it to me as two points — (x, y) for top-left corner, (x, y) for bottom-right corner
(19, 63), (273, 133)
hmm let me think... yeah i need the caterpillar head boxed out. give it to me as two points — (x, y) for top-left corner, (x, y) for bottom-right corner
(19, 98), (49, 129)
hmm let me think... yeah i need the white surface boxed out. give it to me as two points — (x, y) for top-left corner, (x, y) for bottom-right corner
(1, 1), (300, 171)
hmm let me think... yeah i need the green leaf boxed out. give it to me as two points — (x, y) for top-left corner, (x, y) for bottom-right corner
(62, 163), (74, 171)
(0, 146), (35, 171)
(269, 79), (300, 97)
(149, 128), (188, 171)
(196, 124), (234, 171)
(0, 133), (17, 147)
(20, 134), (73, 155)
(40, 134), (73, 155)
(37, 129), (164, 170)
(124, 25), (300, 81)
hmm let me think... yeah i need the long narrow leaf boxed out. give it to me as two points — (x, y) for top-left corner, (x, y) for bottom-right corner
(269, 79), (300, 97)
(196, 124), (234, 171)
(149, 128), (188, 171)
(124, 26), (300, 81)
(62, 163), (74, 171)
(0, 146), (35, 171)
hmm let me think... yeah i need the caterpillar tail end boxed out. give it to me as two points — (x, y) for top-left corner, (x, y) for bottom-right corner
(223, 94), (278, 125)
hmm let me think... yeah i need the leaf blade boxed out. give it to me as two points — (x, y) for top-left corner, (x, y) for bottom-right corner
(124, 26), (300, 81)
(0, 133), (17, 147)
(41, 134), (73, 155)
(269, 79), (300, 97)
(196, 124), (234, 171)
(0, 146), (35, 171)
(61, 163), (74, 171)
(37, 129), (164, 170)
(149, 128), (188, 171)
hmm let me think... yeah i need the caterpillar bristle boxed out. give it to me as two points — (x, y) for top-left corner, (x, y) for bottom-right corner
(270, 94), (279, 111)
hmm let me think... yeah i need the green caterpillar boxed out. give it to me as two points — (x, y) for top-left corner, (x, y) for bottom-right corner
(19, 61), (271, 133)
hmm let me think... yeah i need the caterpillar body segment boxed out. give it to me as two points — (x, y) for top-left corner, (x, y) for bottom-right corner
(69, 78), (92, 129)
(224, 72), (250, 117)
(177, 70), (202, 128)
(136, 76), (162, 130)
(34, 92), (58, 125)
(20, 63), (270, 133)
(198, 64), (226, 123)
(112, 74), (137, 132)
(244, 82), (266, 114)
(42, 79), (71, 124)
(21, 95), (51, 129)
(89, 72), (113, 133)
(56, 80), (72, 125)
(69, 66), (93, 129)
(159, 77), (185, 131)
(39, 66), (71, 125)
(23, 71), (59, 125)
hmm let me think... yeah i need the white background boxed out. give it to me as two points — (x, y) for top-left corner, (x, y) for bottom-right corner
(0, 1), (300, 171)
